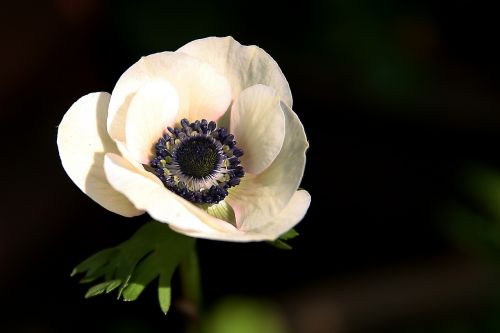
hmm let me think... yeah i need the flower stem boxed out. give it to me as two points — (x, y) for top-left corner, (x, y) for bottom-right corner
(179, 244), (202, 313)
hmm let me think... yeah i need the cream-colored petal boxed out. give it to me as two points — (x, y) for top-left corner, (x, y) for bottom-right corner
(108, 52), (231, 142)
(57, 92), (143, 217)
(244, 190), (310, 238)
(115, 141), (159, 179)
(103, 153), (240, 236)
(230, 84), (285, 174)
(172, 191), (310, 242)
(177, 36), (293, 108)
(227, 102), (308, 229)
(125, 80), (179, 164)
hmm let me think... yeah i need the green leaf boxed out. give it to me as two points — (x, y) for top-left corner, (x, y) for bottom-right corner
(267, 228), (299, 250)
(121, 252), (159, 301)
(105, 280), (122, 293)
(85, 280), (120, 298)
(72, 221), (195, 314)
(72, 248), (117, 277)
(267, 239), (292, 250)
(279, 228), (299, 241)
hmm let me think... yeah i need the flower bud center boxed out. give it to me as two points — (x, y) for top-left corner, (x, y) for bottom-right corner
(150, 119), (245, 204)
(175, 136), (219, 178)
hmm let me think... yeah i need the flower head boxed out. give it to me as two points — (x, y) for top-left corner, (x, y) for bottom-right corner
(57, 36), (310, 242)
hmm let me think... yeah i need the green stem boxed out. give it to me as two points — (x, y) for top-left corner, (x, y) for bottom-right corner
(179, 244), (202, 312)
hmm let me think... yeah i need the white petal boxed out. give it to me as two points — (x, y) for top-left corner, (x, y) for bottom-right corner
(227, 102), (308, 230)
(177, 36), (293, 107)
(103, 153), (240, 235)
(57, 92), (143, 217)
(108, 52), (231, 142)
(244, 190), (310, 238)
(125, 80), (179, 164)
(116, 141), (156, 175)
(103, 152), (308, 242)
(230, 84), (285, 174)
(172, 191), (310, 242)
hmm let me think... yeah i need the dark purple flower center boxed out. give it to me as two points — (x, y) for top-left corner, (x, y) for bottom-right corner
(150, 118), (244, 204)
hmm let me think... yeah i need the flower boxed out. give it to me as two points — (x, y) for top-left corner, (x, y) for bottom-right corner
(57, 36), (310, 242)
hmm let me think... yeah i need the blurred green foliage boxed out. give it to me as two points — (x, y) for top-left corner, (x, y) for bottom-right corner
(199, 297), (287, 333)
(444, 166), (500, 260)
(433, 165), (500, 333)
(318, 0), (430, 104)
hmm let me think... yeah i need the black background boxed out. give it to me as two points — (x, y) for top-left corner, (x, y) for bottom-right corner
(2, 0), (500, 332)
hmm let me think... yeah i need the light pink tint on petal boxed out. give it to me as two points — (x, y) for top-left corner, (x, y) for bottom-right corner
(230, 84), (285, 174)
(125, 80), (179, 164)
(57, 92), (143, 217)
(227, 102), (308, 230)
(137, 52), (232, 123)
(103, 153), (239, 236)
(177, 36), (293, 107)
(107, 52), (231, 142)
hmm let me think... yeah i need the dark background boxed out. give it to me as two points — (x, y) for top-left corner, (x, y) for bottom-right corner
(2, 0), (500, 332)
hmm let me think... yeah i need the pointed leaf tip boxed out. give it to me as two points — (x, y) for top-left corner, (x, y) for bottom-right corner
(267, 239), (293, 250)
(105, 280), (122, 293)
(85, 281), (117, 298)
(279, 228), (299, 241)
(158, 285), (172, 315)
(158, 273), (172, 315)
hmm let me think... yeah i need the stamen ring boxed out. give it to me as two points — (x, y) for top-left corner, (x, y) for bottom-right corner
(150, 119), (245, 204)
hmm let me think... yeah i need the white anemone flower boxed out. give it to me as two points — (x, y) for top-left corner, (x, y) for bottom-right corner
(57, 36), (310, 242)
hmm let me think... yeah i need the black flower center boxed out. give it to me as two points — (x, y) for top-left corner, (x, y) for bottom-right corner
(150, 118), (245, 204)
(175, 136), (220, 178)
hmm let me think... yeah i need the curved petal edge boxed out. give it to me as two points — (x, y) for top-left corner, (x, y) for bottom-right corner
(177, 36), (293, 107)
(57, 92), (144, 217)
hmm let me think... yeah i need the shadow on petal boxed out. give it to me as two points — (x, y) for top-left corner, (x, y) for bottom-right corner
(82, 93), (142, 217)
